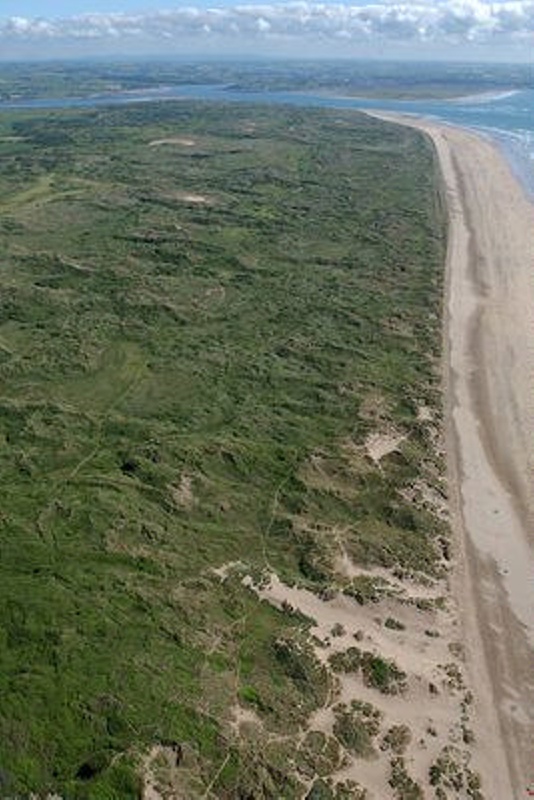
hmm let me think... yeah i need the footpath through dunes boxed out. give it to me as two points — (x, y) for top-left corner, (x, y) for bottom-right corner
(373, 114), (534, 797)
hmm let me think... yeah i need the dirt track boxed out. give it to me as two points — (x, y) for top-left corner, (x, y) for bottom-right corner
(377, 114), (534, 799)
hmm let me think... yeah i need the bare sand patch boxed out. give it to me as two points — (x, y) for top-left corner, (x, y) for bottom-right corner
(175, 192), (211, 205)
(229, 704), (263, 736)
(400, 478), (449, 522)
(169, 474), (196, 509)
(142, 745), (179, 800)
(245, 568), (477, 797)
(365, 430), (405, 465)
(417, 404), (434, 423)
(148, 137), (197, 147)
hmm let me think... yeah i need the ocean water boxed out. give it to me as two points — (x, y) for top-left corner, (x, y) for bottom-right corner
(1, 83), (533, 196)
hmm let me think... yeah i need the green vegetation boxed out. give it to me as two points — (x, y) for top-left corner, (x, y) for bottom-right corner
(429, 746), (483, 798)
(381, 724), (412, 755)
(329, 646), (363, 673)
(343, 574), (392, 604)
(0, 97), (445, 796)
(306, 778), (367, 800)
(389, 757), (423, 799)
(329, 646), (407, 694)
(295, 731), (342, 780)
(384, 617), (406, 631)
(332, 700), (382, 757)
(361, 653), (407, 694)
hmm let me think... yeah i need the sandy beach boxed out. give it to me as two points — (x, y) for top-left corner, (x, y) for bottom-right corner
(374, 114), (534, 797)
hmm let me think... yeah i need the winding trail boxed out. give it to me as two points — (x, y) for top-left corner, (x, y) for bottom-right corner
(376, 114), (534, 799)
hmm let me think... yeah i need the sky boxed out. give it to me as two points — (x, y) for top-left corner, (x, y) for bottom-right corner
(0, 0), (533, 61)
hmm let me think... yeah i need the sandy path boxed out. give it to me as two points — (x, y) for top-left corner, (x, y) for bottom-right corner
(373, 113), (534, 798)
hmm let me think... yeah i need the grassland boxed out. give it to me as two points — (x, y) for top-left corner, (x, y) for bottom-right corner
(0, 99), (446, 797)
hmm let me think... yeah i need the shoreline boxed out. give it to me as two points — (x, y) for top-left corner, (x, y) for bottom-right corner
(369, 111), (534, 798)
(449, 89), (521, 104)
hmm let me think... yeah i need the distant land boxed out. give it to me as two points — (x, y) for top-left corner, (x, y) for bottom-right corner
(0, 58), (531, 102)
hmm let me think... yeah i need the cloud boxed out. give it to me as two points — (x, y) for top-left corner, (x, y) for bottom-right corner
(1, 1), (533, 49)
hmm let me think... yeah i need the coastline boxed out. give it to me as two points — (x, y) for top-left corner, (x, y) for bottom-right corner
(449, 89), (522, 104)
(369, 111), (534, 798)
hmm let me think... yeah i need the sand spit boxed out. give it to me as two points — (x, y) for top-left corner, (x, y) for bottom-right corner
(370, 112), (534, 797)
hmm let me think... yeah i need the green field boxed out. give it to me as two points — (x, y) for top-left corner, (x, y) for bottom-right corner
(0, 100), (446, 797)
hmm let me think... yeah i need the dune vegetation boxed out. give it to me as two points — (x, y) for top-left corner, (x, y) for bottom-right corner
(0, 99), (447, 797)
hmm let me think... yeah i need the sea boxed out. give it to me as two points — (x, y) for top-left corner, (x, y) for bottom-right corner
(1, 83), (533, 198)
